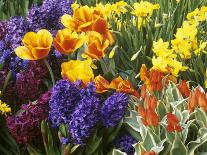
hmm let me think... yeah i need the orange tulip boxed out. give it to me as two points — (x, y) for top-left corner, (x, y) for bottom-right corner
(140, 64), (148, 81)
(145, 95), (157, 110)
(142, 151), (157, 155)
(61, 6), (115, 45)
(166, 113), (182, 132)
(137, 105), (159, 126)
(94, 75), (109, 93)
(53, 28), (84, 55)
(140, 85), (147, 98)
(178, 80), (190, 98)
(109, 76), (139, 97)
(188, 88), (207, 112)
(61, 6), (93, 32)
(149, 69), (163, 91)
(92, 17), (115, 45)
(15, 29), (53, 60)
(84, 31), (109, 59)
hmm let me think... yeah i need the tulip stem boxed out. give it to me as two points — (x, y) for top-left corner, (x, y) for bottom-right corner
(44, 59), (55, 86)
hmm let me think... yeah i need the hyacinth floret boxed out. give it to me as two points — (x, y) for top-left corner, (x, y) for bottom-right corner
(101, 92), (129, 128)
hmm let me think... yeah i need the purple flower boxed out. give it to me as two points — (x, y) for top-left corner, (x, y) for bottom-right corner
(49, 80), (80, 127)
(27, 0), (73, 31)
(5, 16), (29, 50)
(0, 21), (7, 39)
(6, 91), (51, 144)
(69, 92), (101, 145)
(101, 93), (129, 128)
(16, 61), (48, 102)
(114, 133), (138, 155)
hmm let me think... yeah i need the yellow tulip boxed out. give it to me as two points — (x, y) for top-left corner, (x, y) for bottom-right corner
(53, 28), (85, 55)
(61, 59), (94, 85)
(15, 29), (53, 60)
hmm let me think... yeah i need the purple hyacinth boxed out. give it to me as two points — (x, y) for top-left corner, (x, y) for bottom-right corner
(6, 91), (51, 144)
(49, 80), (80, 127)
(16, 61), (48, 102)
(0, 21), (7, 39)
(114, 133), (138, 155)
(69, 91), (101, 145)
(5, 16), (29, 50)
(27, 0), (73, 31)
(101, 93), (129, 128)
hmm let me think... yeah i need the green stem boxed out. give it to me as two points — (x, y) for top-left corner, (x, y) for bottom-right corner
(1, 70), (11, 97)
(44, 59), (55, 86)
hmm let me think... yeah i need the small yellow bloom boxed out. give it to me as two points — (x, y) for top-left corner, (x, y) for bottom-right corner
(0, 100), (11, 116)
(61, 59), (94, 85)
(15, 29), (53, 60)
(53, 28), (85, 55)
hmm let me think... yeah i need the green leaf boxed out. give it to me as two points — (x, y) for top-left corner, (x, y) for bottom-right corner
(112, 149), (127, 155)
(85, 132), (102, 155)
(170, 133), (187, 155)
(188, 133), (207, 155)
(195, 108), (207, 128)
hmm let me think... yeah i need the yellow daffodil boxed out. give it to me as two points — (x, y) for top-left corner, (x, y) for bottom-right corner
(84, 31), (109, 59)
(0, 100), (11, 116)
(53, 28), (85, 55)
(15, 29), (53, 60)
(61, 59), (95, 85)
(131, 1), (160, 18)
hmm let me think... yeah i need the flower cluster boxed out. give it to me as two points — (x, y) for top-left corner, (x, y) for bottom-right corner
(6, 91), (50, 143)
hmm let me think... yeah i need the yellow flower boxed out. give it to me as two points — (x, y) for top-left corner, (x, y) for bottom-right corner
(131, 1), (160, 18)
(0, 100), (11, 116)
(61, 59), (95, 85)
(53, 28), (85, 55)
(153, 39), (175, 58)
(15, 29), (53, 60)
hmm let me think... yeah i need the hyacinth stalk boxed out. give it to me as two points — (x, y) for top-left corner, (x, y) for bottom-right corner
(44, 59), (55, 86)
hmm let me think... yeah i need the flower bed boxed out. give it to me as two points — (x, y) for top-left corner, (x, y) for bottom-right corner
(0, 0), (207, 155)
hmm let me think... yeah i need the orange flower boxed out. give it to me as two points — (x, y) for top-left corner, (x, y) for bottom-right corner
(84, 31), (109, 59)
(61, 6), (115, 45)
(166, 113), (182, 132)
(137, 106), (159, 126)
(188, 88), (207, 112)
(53, 29), (84, 55)
(109, 76), (139, 97)
(92, 17), (115, 45)
(140, 64), (148, 81)
(145, 95), (157, 110)
(178, 80), (190, 98)
(149, 70), (163, 91)
(61, 6), (93, 32)
(15, 29), (53, 60)
(94, 75), (109, 93)
(142, 151), (157, 155)
(140, 85), (147, 98)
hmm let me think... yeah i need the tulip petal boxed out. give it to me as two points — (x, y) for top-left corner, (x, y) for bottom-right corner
(22, 32), (38, 48)
(15, 46), (35, 60)
(37, 29), (53, 48)
(32, 47), (50, 60)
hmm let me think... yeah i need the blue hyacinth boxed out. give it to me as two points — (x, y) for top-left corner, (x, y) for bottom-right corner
(49, 80), (80, 127)
(69, 93), (101, 145)
(101, 92), (129, 128)
(114, 133), (138, 155)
